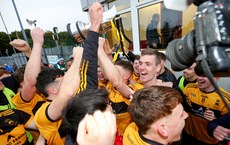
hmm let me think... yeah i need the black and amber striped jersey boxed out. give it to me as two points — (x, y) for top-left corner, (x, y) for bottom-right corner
(12, 92), (46, 116)
(77, 31), (99, 92)
(130, 73), (141, 84)
(34, 31), (100, 145)
(123, 122), (163, 145)
(34, 102), (66, 145)
(0, 109), (33, 145)
(105, 82), (132, 135)
(133, 83), (144, 91)
(183, 83), (230, 144)
(98, 80), (109, 88)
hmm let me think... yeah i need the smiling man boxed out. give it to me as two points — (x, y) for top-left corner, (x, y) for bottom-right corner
(182, 76), (230, 145)
(123, 86), (188, 145)
(139, 49), (161, 86)
(133, 49), (172, 91)
(177, 63), (197, 92)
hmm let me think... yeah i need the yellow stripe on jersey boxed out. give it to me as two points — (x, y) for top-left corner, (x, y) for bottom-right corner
(220, 88), (230, 101)
(78, 59), (89, 93)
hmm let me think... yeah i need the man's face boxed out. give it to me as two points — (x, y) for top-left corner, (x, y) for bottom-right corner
(139, 55), (160, 85)
(97, 67), (107, 82)
(197, 76), (214, 92)
(115, 65), (131, 81)
(133, 60), (140, 75)
(165, 103), (188, 142)
(183, 63), (196, 79)
(49, 76), (64, 95)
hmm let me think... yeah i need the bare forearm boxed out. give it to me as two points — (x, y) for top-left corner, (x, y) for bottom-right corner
(48, 47), (83, 121)
(61, 51), (82, 97)
(22, 28), (44, 101)
(98, 48), (122, 87)
(24, 43), (42, 85)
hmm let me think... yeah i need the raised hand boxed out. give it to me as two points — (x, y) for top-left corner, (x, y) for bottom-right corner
(30, 27), (44, 47)
(10, 39), (31, 57)
(77, 110), (116, 145)
(88, 2), (103, 32)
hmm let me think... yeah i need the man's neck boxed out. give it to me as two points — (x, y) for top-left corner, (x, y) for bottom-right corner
(186, 76), (197, 82)
(144, 79), (157, 87)
(142, 133), (167, 145)
(123, 79), (129, 85)
(134, 72), (140, 77)
(200, 86), (215, 93)
(47, 94), (55, 101)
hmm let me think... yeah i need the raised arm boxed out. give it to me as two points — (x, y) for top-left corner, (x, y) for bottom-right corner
(10, 39), (31, 58)
(77, 2), (103, 91)
(77, 110), (116, 145)
(21, 28), (44, 102)
(98, 38), (133, 98)
(47, 47), (83, 121)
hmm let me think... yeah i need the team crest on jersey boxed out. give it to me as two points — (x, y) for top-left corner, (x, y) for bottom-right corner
(192, 107), (204, 118)
(198, 107), (204, 115)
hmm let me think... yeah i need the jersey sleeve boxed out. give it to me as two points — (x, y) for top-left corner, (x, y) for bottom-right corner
(15, 109), (33, 127)
(78, 31), (99, 92)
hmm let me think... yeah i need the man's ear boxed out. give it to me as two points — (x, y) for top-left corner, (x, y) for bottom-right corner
(47, 85), (58, 95)
(157, 124), (168, 138)
(20, 82), (23, 87)
(124, 72), (131, 80)
(156, 64), (161, 75)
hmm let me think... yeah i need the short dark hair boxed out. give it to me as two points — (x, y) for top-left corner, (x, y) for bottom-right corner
(135, 55), (140, 61)
(14, 66), (26, 83)
(62, 88), (109, 143)
(114, 60), (133, 74)
(35, 68), (64, 97)
(141, 49), (161, 65)
(158, 52), (166, 61)
(129, 86), (182, 134)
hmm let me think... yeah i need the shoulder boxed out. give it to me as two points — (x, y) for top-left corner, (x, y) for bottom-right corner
(123, 122), (148, 145)
(183, 83), (198, 95)
(185, 83), (198, 89)
(133, 83), (144, 91)
(178, 76), (183, 80)
(34, 102), (52, 125)
(219, 88), (230, 101)
(35, 102), (50, 119)
(123, 122), (139, 140)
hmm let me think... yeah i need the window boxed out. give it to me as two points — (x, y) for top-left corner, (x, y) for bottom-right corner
(138, 2), (197, 50)
(108, 0), (130, 11)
